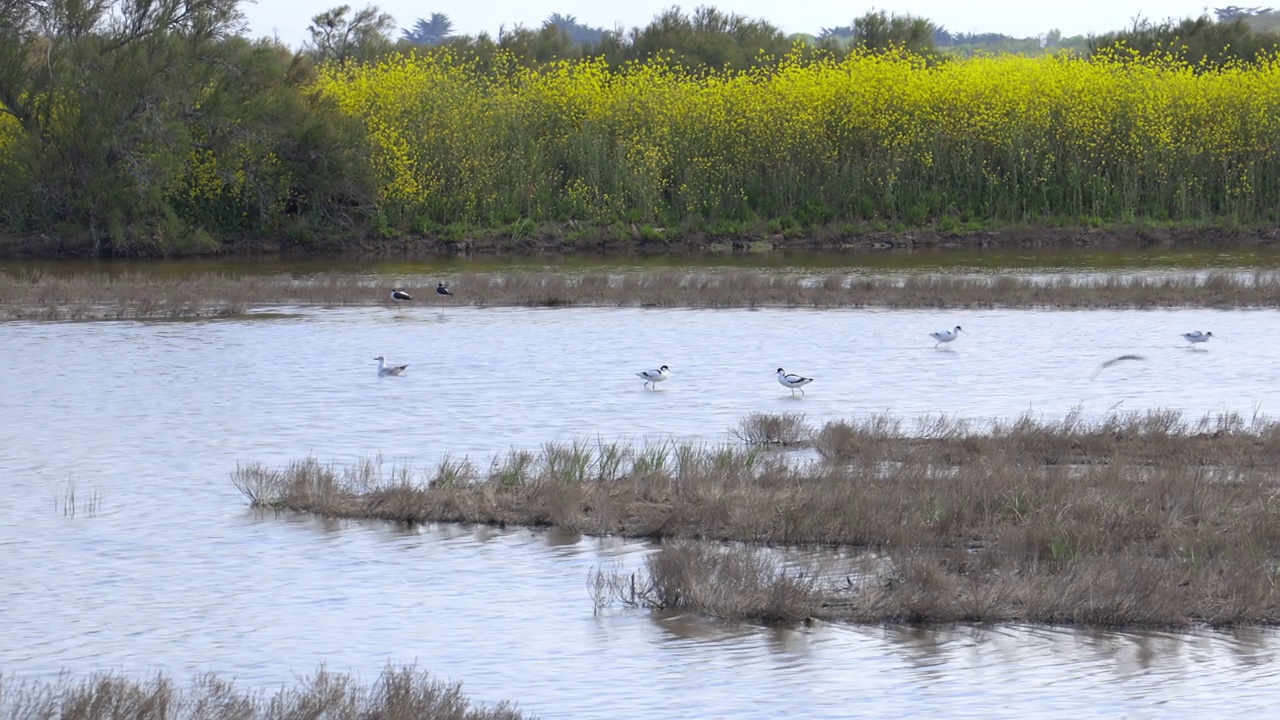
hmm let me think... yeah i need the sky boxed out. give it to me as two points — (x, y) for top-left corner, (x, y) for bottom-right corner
(241, 1), (1227, 49)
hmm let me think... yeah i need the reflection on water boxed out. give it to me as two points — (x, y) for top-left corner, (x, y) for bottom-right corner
(2, 305), (1279, 717)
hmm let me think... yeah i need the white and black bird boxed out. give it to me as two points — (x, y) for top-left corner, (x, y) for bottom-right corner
(390, 288), (413, 302)
(436, 282), (453, 297)
(776, 368), (813, 396)
(1182, 331), (1213, 346)
(636, 364), (670, 389)
(930, 325), (963, 348)
(374, 355), (409, 376)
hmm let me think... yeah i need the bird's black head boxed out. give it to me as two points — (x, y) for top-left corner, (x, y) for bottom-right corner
(776, 367), (784, 373)
(660, 365), (669, 371)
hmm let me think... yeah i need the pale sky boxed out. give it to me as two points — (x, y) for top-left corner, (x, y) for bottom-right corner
(241, 0), (1222, 49)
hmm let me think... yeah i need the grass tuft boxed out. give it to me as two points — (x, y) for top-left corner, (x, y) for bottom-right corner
(0, 665), (529, 719)
(731, 412), (811, 447)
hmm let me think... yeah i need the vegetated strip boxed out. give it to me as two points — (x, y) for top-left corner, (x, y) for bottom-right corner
(235, 410), (1280, 628)
(6, 269), (1280, 319)
(0, 665), (528, 720)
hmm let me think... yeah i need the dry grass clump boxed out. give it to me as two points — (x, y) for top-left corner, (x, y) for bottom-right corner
(234, 409), (1280, 627)
(731, 412), (811, 447)
(589, 542), (825, 623)
(7, 269), (1280, 319)
(812, 408), (1280, 467)
(0, 666), (528, 720)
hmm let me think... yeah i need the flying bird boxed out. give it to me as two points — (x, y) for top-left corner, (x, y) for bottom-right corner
(930, 326), (963, 348)
(1089, 354), (1146, 380)
(636, 365), (670, 389)
(374, 355), (409, 376)
(776, 368), (813, 396)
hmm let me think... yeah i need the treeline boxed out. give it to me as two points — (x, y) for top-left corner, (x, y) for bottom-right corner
(1, 1), (1280, 257)
(314, 6), (1086, 70)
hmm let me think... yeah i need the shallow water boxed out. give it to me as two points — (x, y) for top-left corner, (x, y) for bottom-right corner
(3, 305), (1279, 716)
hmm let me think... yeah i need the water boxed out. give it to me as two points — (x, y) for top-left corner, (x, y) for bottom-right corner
(3, 304), (1279, 716)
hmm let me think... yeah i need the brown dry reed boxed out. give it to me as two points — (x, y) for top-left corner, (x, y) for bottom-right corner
(0, 665), (528, 720)
(6, 269), (1280, 319)
(234, 409), (1280, 628)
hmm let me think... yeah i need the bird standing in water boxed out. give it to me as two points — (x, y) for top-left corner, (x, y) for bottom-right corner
(775, 368), (814, 396)
(930, 326), (963, 348)
(636, 365), (671, 390)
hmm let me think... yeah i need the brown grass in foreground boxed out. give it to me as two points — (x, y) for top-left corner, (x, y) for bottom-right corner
(233, 411), (1280, 628)
(0, 666), (528, 720)
(5, 269), (1280, 319)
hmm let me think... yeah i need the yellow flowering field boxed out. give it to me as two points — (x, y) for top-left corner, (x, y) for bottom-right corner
(312, 47), (1280, 228)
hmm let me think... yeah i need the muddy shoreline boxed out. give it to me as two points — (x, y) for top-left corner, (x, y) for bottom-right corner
(4, 224), (1279, 260)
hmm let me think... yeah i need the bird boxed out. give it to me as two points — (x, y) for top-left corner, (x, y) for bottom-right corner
(390, 289), (413, 302)
(1182, 331), (1213, 346)
(374, 355), (409, 376)
(930, 326), (963, 348)
(436, 283), (453, 297)
(776, 368), (813, 396)
(1090, 354), (1146, 380)
(636, 365), (670, 389)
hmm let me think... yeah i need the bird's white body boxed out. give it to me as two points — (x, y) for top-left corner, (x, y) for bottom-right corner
(930, 325), (963, 347)
(637, 365), (670, 389)
(776, 368), (813, 395)
(375, 355), (409, 376)
(390, 289), (413, 302)
(1182, 331), (1213, 345)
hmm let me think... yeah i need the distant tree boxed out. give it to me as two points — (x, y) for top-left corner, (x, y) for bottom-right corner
(402, 12), (455, 46)
(542, 13), (607, 45)
(497, 23), (580, 62)
(305, 4), (396, 65)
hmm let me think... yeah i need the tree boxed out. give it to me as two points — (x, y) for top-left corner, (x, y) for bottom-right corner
(604, 6), (790, 71)
(305, 4), (395, 65)
(827, 10), (938, 55)
(542, 13), (606, 45)
(402, 12), (454, 46)
(1089, 14), (1280, 68)
(0, 0), (247, 254)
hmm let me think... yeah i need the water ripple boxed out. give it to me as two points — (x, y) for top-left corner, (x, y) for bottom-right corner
(2, 307), (1279, 716)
